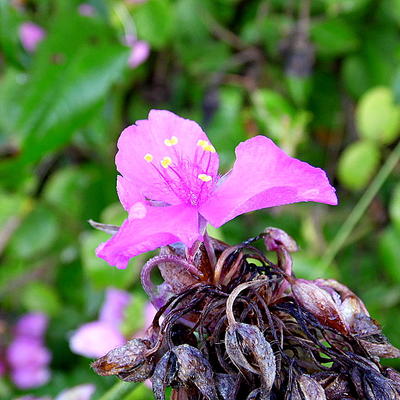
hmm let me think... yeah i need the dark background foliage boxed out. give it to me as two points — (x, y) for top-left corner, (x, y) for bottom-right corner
(1, 0), (400, 398)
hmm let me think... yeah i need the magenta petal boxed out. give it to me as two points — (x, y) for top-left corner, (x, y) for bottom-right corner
(96, 204), (200, 268)
(116, 110), (219, 206)
(200, 136), (337, 227)
(117, 175), (143, 211)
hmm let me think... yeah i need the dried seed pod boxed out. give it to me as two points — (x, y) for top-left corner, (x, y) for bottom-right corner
(152, 345), (219, 400)
(215, 373), (240, 400)
(225, 322), (276, 393)
(91, 338), (154, 382)
(173, 344), (219, 400)
(298, 375), (327, 400)
(290, 279), (349, 334)
(152, 351), (178, 400)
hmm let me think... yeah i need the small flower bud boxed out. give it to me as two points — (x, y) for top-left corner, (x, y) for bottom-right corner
(264, 227), (298, 252)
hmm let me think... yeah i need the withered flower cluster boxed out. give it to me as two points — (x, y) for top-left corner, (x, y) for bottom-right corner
(92, 228), (400, 400)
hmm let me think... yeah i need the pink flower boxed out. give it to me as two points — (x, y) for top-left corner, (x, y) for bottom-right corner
(99, 288), (132, 328)
(69, 321), (125, 358)
(19, 22), (45, 53)
(78, 3), (95, 17)
(97, 110), (337, 269)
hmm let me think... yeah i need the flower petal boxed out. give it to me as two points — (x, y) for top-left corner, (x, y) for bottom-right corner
(69, 321), (125, 358)
(116, 110), (219, 207)
(96, 204), (200, 268)
(200, 136), (337, 227)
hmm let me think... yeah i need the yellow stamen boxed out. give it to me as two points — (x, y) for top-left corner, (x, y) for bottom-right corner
(198, 173), (212, 182)
(144, 153), (153, 162)
(197, 139), (207, 147)
(164, 136), (179, 146)
(161, 156), (172, 168)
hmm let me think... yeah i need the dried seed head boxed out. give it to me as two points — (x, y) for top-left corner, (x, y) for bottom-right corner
(225, 322), (276, 392)
(91, 338), (154, 382)
(290, 278), (349, 334)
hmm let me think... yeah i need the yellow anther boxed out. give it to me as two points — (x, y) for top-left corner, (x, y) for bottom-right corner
(144, 153), (153, 162)
(203, 144), (216, 153)
(161, 156), (172, 168)
(164, 136), (178, 146)
(197, 139), (215, 152)
(198, 173), (212, 182)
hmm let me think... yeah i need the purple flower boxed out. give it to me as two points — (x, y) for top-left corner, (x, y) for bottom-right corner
(69, 321), (125, 358)
(15, 313), (48, 339)
(7, 337), (51, 369)
(99, 288), (132, 328)
(78, 3), (95, 17)
(97, 110), (337, 269)
(19, 22), (45, 53)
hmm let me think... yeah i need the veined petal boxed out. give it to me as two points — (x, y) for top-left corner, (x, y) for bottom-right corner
(116, 175), (143, 211)
(96, 204), (201, 269)
(200, 136), (337, 227)
(116, 110), (219, 207)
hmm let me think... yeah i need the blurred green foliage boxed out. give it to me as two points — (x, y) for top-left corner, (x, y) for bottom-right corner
(1, 0), (400, 398)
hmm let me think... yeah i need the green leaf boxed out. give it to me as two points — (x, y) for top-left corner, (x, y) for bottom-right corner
(8, 204), (59, 259)
(21, 281), (62, 316)
(342, 55), (370, 98)
(311, 18), (359, 56)
(0, 0), (25, 67)
(135, 0), (174, 48)
(378, 228), (400, 284)
(337, 140), (380, 191)
(356, 87), (400, 144)
(81, 231), (139, 289)
(17, 13), (129, 164)
(389, 184), (400, 233)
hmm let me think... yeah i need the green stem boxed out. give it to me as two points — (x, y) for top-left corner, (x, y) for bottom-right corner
(98, 380), (138, 400)
(320, 140), (400, 273)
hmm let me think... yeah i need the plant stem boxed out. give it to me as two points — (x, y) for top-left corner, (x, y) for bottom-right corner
(320, 140), (400, 272)
(98, 380), (137, 400)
